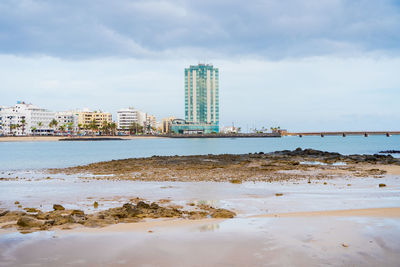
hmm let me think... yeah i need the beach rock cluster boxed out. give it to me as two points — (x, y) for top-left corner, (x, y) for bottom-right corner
(47, 148), (399, 183)
(379, 150), (400, 154)
(273, 148), (400, 165)
(0, 201), (236, 233)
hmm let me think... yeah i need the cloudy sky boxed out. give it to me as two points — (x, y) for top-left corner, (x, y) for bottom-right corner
(1, 0), (399, 131)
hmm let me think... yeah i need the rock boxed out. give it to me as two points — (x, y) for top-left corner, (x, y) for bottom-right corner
(150, 202), (160, 209)
(155, 207), (182, 218)
(71, 210), (85, 216)
(14, 201), (20, 205)
(17, 216), (45, 228)
(275, 193), (283, 196)
(187, 211), (208, 220)
(24, 208), (40, 213)
(93, 201), (99, 208)
(0, 210), (9, 217)
(53, 215), (75, 225)
(105, 207), (129, 219)
(35, 212), (47, 220)
(210, 209), (236, 218)
(53, 204), (65, 211)
(379, 150), (400, 154)
(136, 201), (151, 209)
(379, 183), (386, 187)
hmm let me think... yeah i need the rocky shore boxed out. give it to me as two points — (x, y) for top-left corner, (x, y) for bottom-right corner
(0, 200), (235, 233)
(48, 148), (400, 182)
(379, 150), (400, 154)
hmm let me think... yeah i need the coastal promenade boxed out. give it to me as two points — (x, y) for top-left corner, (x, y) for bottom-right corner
(287, 131), (400, 137)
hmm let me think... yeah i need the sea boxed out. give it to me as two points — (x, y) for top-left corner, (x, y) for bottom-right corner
(0, 135), (399, 171)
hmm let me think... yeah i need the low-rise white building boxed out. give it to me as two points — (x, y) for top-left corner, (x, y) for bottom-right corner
(0, 101), (55, 136)
(0, 106), (6, 135)
(55, 111), (78, 133)
(117, 107), (147, 130)
(222, 126), (239, 134)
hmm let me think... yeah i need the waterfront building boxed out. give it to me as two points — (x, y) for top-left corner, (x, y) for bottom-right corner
(185, 64), (219, 125)
(0, 106), (5, 135)
(75, 109), (112, 129)
(0, 101), (55, 136)
(146, 114), (157, 131)
(55, 111), (79, 133)
(117, 107), (146, 130)
(171, 64), (220, 134)
(161, 116), (176, 133)
(171, 119), (219, 134)
(222, 126), (239, 134)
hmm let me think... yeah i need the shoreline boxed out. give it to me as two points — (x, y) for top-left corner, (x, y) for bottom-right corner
(0, 135), (163, 142)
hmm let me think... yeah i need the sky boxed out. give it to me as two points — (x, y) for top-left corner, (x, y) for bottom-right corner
(0, 0), (399, 131)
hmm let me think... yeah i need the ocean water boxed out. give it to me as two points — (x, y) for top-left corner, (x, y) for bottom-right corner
(0, 135), (399, 171)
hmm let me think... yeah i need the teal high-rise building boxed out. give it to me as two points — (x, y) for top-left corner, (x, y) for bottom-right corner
(171, 64), (219, 134)
(185, 64), (219, 125)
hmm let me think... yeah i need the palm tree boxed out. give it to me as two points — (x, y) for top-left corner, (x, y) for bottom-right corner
(10, 124), (17, 136)
(49, 119), (58, 135)
(146, 124), (151, 134)
(59, 125), (65, 134)
(7, 116), (14, 136)
(20, 118), (26, 135)
(129, 122), (143, 135)
(82, 124), (89, 135)
(110, 122), (117, 136)
(31, 127), (37, 136)
(89, 119), (98, 136)
(101, 121), (109, 136)
(77, 123), (82, 135)
(37, 122), (43, 136)
(66, 122), (73, 134)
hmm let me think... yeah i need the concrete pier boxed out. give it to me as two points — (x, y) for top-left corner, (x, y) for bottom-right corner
(287, 131), (400, 137)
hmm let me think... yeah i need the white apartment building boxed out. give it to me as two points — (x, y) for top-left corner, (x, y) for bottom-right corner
(0, 106), (6, 135)
(0, 101), (56, 136)
(117, 107), (147, 130)
(146, 114), (157, 131)
(55, 111), (79, 133)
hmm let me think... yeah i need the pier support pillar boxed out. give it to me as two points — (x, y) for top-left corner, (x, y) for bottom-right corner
(321, 134), (324, 137)
(386, 133), (390, 137)
(299, 134), (302, 138)
(364, 133), (368, 137)
(342, 133), (346, 137)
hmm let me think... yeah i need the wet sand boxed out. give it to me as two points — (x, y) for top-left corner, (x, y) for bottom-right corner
(1, 149), (400, 266)
(1, 174), (399, 266)
(1, 214), (399, 266)
(253, 207), (400, 218)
